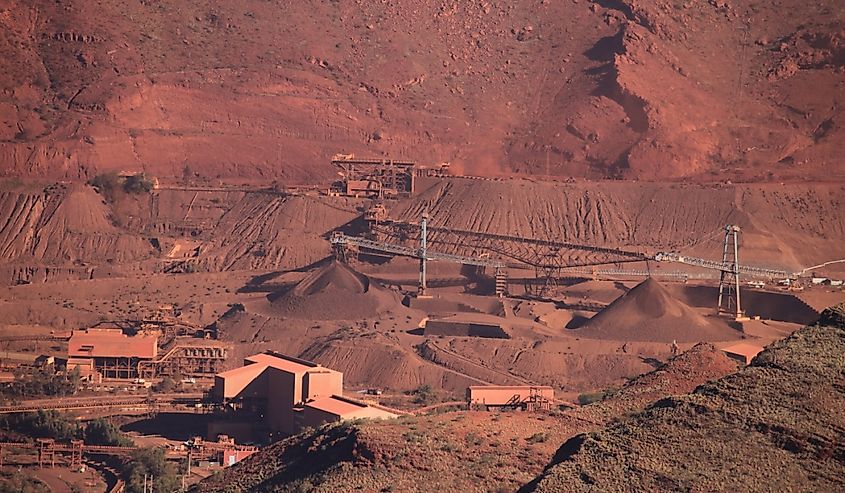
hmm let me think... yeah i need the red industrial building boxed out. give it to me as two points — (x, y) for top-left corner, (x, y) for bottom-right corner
(214, 352), (395, 435)
(300, 395), (397, 429)
(467, 385), (554, 411)
(67, 329), (158, 379)
(67, 327), (229, 381)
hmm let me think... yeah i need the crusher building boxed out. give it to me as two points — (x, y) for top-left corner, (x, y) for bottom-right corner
(213, 351), (395, 435)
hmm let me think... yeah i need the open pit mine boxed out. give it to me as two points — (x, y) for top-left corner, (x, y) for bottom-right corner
(0, 0), (843, 492)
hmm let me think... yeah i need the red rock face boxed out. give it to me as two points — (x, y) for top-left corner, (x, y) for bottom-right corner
(0, 0), (842, 183)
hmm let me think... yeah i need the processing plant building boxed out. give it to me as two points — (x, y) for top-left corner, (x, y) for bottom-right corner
(214, 351), (395, 435)
(67, 327), (229, 381)
(67, 328), (158, 379)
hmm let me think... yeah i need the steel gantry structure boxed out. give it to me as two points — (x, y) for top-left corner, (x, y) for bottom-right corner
(368, 217), (648, 294)
(331, 230), (509, 296)
(653, 224), (793, 320)
(331, 212), (799, 318)
(331, 156), (417, 198)
(332, 213), (650, 296)
(368, 220), (649, 269)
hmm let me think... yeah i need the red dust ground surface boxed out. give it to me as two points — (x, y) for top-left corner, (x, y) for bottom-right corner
(193, 342), (742, 493)
(0, 1), (843, 490)
(0, 0), (842, 182)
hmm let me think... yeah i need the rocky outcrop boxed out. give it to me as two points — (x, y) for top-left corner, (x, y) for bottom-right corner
(522, 303), (845, 492)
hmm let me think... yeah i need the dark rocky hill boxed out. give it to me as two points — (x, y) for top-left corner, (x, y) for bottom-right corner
(190, 343), (739, 492)
(523, 303), (845, 492)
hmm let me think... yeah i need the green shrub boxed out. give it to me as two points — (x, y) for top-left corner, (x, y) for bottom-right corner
(123, 173), (154, 194)
(525, 432), (548, 444)
(1, 410), (80, 441)
(123, 448), (180, 493)
(1, 367), (79, 399)
(410, 384), (435, 406)
(577, 388), (615, 405)
(83, 418), (133, 447)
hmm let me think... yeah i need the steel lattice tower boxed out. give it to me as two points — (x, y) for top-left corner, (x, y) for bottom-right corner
(717, 225), (743, 319)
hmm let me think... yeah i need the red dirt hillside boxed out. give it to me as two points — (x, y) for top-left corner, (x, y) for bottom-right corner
(523, 304), (845, 492)
(191, 342), (739, 493)
(0, 1), (842, 182)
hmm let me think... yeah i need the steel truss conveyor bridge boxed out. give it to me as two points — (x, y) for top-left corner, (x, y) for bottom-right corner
(369, 220), (649, 271)
(331, 212), (800, 317)
(332, 213), (651, 296)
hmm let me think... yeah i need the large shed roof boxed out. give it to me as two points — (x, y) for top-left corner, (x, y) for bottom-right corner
(244, 352), (323, 374)
(68, 329), (158, 359)
(304, 395), (368, 416)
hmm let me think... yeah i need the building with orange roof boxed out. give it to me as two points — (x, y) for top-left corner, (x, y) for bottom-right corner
(213, 351), (343, 434)
(722, 342), (764, 365)
(67, 329), (158, 379)
(68, 328), (158, 359)
(299, 395), (398, 429)
(213, 351), (396, 435)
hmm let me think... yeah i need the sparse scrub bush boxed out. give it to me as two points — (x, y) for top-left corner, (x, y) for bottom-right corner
(577, 388), (615, 405)
(402, 430), (426, 443)
(465, 431), (483, 446)
(477, 453), (495, 466)
(410, 384), (436, 406)
(0, 470), (49, 493)
(438, 441), (461, 452)
(336, 418), (365, 431)
(525, 432), (548, 444)
(123, 173), (154, 194)
(89, 172), (154, 201)
(89, 172), (121, 201)
(430, 403), (463, 414)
